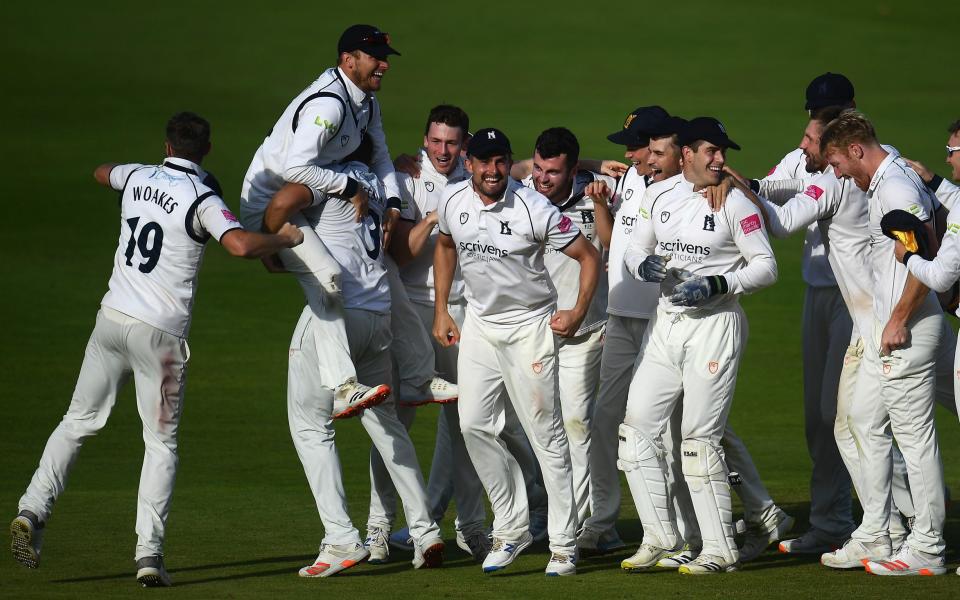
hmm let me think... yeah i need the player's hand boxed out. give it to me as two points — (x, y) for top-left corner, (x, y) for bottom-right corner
(600, 160), (629, 178)
(904, 158), (934, 185)
(433, 310), (460, 347)
(260, 253), (287, 273)
(382, 207), (400, 248)
(880, 318), (910, 356)
(550, 310), (584, 338)
(424, 210), (439, 227)
(702, 176), (732, 212)
(586, 180), (612, 205)
(350, 187), (370, 222)
(894, 239), (907, 263)
(637, 254), (669, 282)
(668, 273), (727, 307)
(277, 222), (305, 247)
(393, 153), (422, 178)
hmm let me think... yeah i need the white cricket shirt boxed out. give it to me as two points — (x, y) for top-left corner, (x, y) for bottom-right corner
(101, 158), (242, 338)
(907, 205), (960, 292)
(521, 170), (614, 335)
(607, 168), (661, 318)
(437, 179), (581, 326)
(624, 173), (778, 314)
(240, 67), (399, 222)
(397, 149), (469, 305)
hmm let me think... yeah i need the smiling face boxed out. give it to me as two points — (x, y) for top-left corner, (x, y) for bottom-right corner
(466, 153), (511, 201)
(624, 145), (652, 175)
(948, 131), (960, 181)
(341, 50), (389, 93)
(424, 122), (465, 175)
(682, 141), (725, 188)
(532, 151), (575, 203)
(825, 144), (870, 191)
(800, 119), (827, 174)
(647, 136), (681, 182)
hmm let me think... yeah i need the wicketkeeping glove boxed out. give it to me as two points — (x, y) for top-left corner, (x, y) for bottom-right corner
(637, 255), (669, 282)
(668, 274), (729, 306)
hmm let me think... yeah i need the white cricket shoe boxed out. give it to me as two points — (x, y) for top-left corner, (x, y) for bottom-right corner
(545, 551), (577, 576)
(678, 553), (739, 575)
(389, 527), (414, 551)
(778, 529), (846, 554)
(457, 529), (492, 562)
(821, 537), (891, 569)
(577, 527), (626, 555)
(739, 508), (795, 562)
(621, 543), (677, 572)
(482, 531), (533, 573)
(10, 511), (43, 569)
(364, 526), (390, 564)
(136, 555), (172, 587)
(298, 543), (369, 577)
(398, 377), (458, 406)
(412, 536), (445, 569)
(333, 381), (390, 420)
(656, 544), (699, 568)
(864, 545), (946, 576)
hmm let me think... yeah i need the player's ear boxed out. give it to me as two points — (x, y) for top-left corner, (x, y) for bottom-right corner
(465, 158), (475, 174)
(164, 141), (175, 158)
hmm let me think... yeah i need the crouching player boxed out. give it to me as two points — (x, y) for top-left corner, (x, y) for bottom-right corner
(619, 118), (777, 574)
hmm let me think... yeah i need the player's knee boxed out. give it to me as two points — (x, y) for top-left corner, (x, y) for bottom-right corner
(617, 423), (662, 472)
(564, 418), (590, 443)
(680, 439), (726, 480)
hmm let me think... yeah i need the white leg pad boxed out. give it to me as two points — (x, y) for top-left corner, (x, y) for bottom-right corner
(618, 423), (677, 549)
(681, 439), (738, 564)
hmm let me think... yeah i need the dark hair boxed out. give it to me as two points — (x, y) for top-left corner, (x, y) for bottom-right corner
(534, 127), (580, 168)
(424, 104), (470, 139)
(165, 112), (210, 160)
(948, 120), (960, 136)
(810, 105), (848, 126)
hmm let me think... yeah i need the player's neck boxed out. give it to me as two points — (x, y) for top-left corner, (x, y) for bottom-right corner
(862, 146), (889, 182)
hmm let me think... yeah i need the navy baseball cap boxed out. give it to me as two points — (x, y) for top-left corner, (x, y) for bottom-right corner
(607, 106), (671, 147)
(338, 24), (400, 60)
(648, 116), (688, 138)
(467, 128), (512, 158)
(805, 72), (855, 111)
(678, 117), (741, 151)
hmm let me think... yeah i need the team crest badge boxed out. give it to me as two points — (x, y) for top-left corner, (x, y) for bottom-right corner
(703, 214), (715, 231)
(532, 362), (543, 374)
(660, 211), (671, 223)
(425, 181), (434, 192)
(708, 361), (719, 374)
(883, 364), (892, 375)
(341, 134), (350, 147)
(460, 212), (469, 224)
(624, 189), (634, 200)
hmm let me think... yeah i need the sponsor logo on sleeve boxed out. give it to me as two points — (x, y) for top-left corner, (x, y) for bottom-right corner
(558, 215), (573, 233)
(907, 204), (921, 215)
(947, 223), (960, 236)
(314, 117), (336, 132)
(740, 214), (761, 235)
(803, 185), (824, 201)
(638, 207), (650, 220)
(222, 209), (239, 223)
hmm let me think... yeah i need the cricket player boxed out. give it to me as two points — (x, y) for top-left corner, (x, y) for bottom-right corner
(619, 117), (777, 575)
(819, 112), (947, 576)
(9, 113), (304, 587)
(520, 127), (615, 525)
(433, 128), (601, 576)
(263, 139), (445, 577)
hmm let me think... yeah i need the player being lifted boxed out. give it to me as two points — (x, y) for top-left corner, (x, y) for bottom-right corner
(10, 113), (304, 587)
(620, 117), (777, 574)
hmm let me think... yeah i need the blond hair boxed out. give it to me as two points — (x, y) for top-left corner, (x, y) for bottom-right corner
(820, 111), (878, 155)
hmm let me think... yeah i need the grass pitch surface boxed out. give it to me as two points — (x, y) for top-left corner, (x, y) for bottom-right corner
(3, 1), (960, 598)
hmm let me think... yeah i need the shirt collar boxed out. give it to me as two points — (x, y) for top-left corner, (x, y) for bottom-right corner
(868, 150), (896, 195)
(472, 179), (517, 210)
(162, 157), (204, 177)
(336, 66), (370, 108)
(419, 148), (469, 183)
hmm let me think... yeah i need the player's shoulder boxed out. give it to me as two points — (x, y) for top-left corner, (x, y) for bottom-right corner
(511, 181), (553, 209)
(644, 174), (684, 203)
(723, 187), (760, 213)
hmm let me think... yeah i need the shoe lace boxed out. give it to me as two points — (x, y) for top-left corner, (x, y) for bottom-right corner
(365, 527), (388, 546)
(549, 552), (570, 563)
(490, 538), (505, 552)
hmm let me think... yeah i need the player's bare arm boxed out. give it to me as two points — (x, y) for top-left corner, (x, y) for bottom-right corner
(393, 153), (421, 178)
(263, 183), (312, 233)
(219, 223), (303, 258)
(432, 232), (460, 346)
(390, 211), (438, 267)
(93, 163), (119, 186)
(513, 158), (626, 181)
(883, 222), (939, 355)
(585, 180), (614, 249)
(550, 235), (601, 337)
(381, 206), (400, 248)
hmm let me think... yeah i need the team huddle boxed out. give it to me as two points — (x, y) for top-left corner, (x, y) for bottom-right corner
(10, 23), (960, 586)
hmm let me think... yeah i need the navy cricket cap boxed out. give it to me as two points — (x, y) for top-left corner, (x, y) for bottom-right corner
(880, 210), (931, 259)
(607, 106), (671, 147)
(805, 72), (855, 111)
(338, 24), (400, 60)
(467, 128), (512, 158)
(648, 116), (688, 138)
(678, 117), (741, 151)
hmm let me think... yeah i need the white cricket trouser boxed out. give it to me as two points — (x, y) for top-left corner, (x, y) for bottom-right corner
(801, 286), (855, 538)
(849, 304), (946, 555)
(384, 255), (436, 390)
(623, 305), (746, 559)
(287, 306), (440, 546)
(19, 307), (188, 561)
(244, 211), (356, 390)
(458, 310), (577, 553)
(557, 325), (605, 526)
(368, 300), (487, 535)
(583, 314), (648, 537)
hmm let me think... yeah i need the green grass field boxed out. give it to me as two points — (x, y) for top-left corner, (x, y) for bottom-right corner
(4, 1), (960, 598)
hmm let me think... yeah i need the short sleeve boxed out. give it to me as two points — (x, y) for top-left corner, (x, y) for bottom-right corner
(108, 163), (145, 191)
(538, 197), (580, 251)
(398, 174), (418, 221)
(880, 179), (932, 222)
(196, 195), (244, 242)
